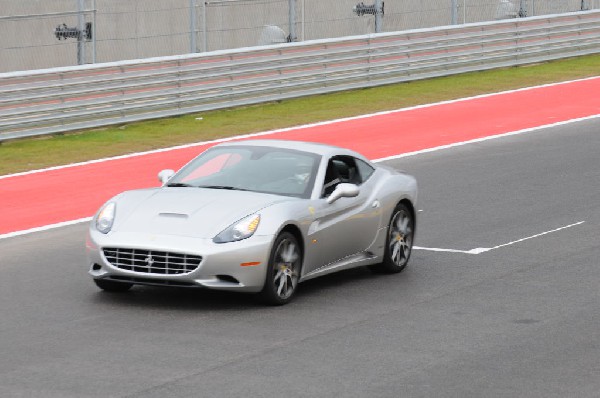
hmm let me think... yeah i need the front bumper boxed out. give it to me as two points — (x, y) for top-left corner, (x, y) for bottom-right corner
(86, 229), (274, 293)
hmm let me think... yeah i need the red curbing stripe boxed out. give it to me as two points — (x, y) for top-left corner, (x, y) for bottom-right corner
(1, 77), (600, 237)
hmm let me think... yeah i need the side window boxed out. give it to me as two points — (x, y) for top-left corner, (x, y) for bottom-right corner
(321, 156), (361, 197)
(355, 158), (375, 182)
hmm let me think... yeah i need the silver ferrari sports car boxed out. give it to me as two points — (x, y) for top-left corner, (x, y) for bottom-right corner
(87, 140), (418, 305)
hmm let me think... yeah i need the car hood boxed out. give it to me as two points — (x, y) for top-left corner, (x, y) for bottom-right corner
(113, 187), (291, 238)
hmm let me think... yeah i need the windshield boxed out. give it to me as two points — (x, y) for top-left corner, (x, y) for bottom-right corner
(167, 145), (321, 198)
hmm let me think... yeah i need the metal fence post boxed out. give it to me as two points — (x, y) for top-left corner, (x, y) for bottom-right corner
(519, 0), (528, 17)
(77, 0), (86, 64)
(301, 0), (305, 41)
(352, 0), (384, 33)
(375, 0), (383, 32)
(581, 0), (589, 10)
(289, 0), (297, 41)
(452, 0), (458, 24)
(190, 0), (197, 53)
(202, 1), (207, 52)
(92, 0), (96, 63)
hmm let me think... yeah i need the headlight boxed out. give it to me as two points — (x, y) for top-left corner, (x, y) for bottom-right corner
(96, 202), (116, 234)
(213, 214), (260, 243)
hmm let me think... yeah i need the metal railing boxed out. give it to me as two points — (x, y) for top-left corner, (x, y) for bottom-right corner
(1, 10), (600, 141)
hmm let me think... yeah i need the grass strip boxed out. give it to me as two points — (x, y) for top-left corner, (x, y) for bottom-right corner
(1, 54), (600, 176)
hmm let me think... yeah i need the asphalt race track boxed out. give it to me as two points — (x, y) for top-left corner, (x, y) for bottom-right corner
(1, 118), (600, 397)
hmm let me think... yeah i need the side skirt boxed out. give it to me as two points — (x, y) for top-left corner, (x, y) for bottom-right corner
(300, 251), (380, 282)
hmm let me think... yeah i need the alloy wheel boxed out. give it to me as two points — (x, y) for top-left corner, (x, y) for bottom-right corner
(388, 209), (413, 267)
(272, 238), (300, 300)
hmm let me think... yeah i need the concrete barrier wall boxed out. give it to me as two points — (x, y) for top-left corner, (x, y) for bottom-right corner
(0, 0), (593, 73)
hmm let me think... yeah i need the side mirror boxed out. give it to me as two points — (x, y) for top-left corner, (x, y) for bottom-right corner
(326, 183), (359, 204)
(158, 169), (175, 185)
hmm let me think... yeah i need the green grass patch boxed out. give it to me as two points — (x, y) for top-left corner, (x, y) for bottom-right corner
(2, 54), (600, 176)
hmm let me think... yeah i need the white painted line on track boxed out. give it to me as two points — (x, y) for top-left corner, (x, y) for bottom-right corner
(482, 220), (586, 253)
(413, 246), (473, 254)
(414, 221), (585, 255)
(373, 114), (600, 162)
(1, 75), (598, 181)
(0, 217), (92, 240)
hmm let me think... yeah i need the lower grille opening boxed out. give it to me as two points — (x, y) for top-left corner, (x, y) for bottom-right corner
(108, 276), (198, 288)
(216, 275), (240, 284)
(92, 263), (102, 271)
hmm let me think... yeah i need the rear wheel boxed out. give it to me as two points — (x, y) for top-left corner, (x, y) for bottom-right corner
(259, 232), (302, 305)
(94, 279), (133, 292)
(371, 202), (414, 273)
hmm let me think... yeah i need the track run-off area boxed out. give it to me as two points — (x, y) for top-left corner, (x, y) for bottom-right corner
(2, 76), (600, 397)
(2, 76), (600, 238)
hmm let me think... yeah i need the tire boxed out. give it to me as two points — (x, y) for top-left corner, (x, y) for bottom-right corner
(259, 232), (302, 305)
(370, 202), (414, 274)
(94, 278), (133, 292)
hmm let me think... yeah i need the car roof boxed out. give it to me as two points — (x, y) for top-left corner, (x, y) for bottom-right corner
(215, 139), (369, 161)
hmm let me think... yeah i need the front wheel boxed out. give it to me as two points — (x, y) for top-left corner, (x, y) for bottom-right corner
(370, 202), (414, 274)
(259, 232), (302, 305)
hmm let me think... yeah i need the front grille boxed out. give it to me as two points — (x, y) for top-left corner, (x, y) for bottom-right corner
(103, 248), (202, 275)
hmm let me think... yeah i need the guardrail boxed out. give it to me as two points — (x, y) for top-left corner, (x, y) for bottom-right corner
(1, 10), (600, 141)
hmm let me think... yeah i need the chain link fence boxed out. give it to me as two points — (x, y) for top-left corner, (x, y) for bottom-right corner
(1, 0), (598, 73)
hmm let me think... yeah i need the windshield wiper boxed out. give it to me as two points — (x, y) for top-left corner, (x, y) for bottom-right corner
(166, 182), (194, 188)
(198, 185), (249, 191)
